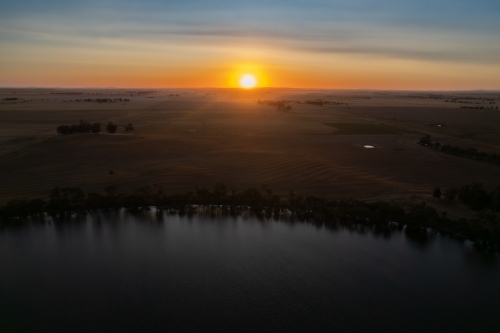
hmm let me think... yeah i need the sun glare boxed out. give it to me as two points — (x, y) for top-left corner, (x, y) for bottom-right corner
(239, 74), (257, 89)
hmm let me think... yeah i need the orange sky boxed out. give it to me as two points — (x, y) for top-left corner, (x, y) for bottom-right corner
(1, 1), (500, 90)
(2, 48), (499, 90)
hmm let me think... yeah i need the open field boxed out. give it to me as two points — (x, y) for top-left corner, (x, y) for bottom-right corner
(1, 88), (500, 217)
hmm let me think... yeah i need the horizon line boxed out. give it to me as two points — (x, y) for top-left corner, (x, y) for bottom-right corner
(1, 87), (500, 93)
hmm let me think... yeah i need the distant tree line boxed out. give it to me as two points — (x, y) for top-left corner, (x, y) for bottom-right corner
(399, 94), (443, 99)
(303, 100), (348, 106)
(257, 99), (348, 109)
(126, 90), (156, 95)
(460, 106), (497, 110)
(51, 92), (84, 95)
(323, 101), (348, 105)
(57, 120), (133, 135)
(306, 100), (324, 106)
(2, 98), (19, 101)
(445, 99), (496, 104)
(257, 100), (292, 111)
(419, 135), (500, 166)
(445, 99), (475, 104)
(1, 183), (498, 252)
(69, 98), (130, 103)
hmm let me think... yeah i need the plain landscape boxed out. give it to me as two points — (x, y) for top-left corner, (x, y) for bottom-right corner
(2, 88), (500, 220)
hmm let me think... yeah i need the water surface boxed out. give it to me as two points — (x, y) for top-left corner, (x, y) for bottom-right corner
(1, 212), (499, 332)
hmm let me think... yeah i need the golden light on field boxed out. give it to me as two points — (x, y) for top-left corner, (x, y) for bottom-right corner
(239, 74), (257, 89)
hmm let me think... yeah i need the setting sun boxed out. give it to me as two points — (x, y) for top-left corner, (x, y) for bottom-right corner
(239, 74), (257, 89)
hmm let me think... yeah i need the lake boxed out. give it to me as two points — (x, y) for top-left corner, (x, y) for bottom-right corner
(1, 210), (499, 332)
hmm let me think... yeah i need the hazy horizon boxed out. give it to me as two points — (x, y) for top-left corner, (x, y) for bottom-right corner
(2, 87), (500, 93)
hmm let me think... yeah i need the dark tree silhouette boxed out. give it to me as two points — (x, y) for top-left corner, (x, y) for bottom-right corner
(125, 123), (134, 131)
(419, 135), (500, 167)
(2, 183), (500, 252)
(106, 121), (118, 133)
(57, 125), (71, 135)
(433, 187), (442, 198)
(56, 120), (102, 135)
(91, 122), (102, 134)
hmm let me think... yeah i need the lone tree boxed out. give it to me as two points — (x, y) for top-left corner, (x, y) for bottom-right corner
(433, 186), (442, 198)
(106, 121), (118, 133)
(125, 123), (134, 131)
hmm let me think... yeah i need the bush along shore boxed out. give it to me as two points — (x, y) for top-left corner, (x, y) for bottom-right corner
(1, 184), (499, 253)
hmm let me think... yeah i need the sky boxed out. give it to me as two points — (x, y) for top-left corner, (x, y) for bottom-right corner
(0, 0), (499, 89)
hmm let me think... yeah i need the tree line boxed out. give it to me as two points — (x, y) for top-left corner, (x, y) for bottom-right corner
(257, 99), (348, 109)
(1, 183), (498, 253)
(304, 100), (349, 106)
(257, 100), (292, 111)
(70, 98), (130, 103)
(56, 120), (133, 135)
(433, 182), (500, 212)
(460, 106), (498, 110)
(419, 135), (500, 166)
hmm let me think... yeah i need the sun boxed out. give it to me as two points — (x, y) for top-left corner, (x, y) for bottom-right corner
(239, 74), (257, 89)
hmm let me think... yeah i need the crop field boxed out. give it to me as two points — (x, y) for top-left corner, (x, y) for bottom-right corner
(1, 88), (500, 218)
(326, 123), (406, 135)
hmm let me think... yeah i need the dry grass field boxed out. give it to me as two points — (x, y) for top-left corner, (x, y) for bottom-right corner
(1, 88), (500, 216)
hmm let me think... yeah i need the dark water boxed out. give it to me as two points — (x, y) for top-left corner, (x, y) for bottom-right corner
(1, 211), (499, 333)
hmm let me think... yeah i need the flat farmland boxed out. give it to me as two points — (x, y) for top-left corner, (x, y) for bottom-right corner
(1, 89), (500, 213)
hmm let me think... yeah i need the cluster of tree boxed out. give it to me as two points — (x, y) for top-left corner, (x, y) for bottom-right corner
(1, 183), (499, 252)
(56, 120), (130, 135)
(303, 100), (348, 106)
(2, 97), (19, 101)
(400, 94), (443, 99)
(419, 135), (500, 166)
(169, 94), (180, 97)
(445, 99), (475, 104)
(434, 182), (500, 212)
(445, 97), (495, 101)
(57, 120), (102, 134)
(460, 106), (497, 109)
(305, 100), (324, 106)
(72, 98), (130, 103)
(445, 98), (496, 104)
(127, 91), (156, 95)
(51, 92), (84, 95)
(257, 100), (292, 111)
(323, 101), (349, 105)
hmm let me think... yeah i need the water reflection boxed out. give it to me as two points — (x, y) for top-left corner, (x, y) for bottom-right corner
(2, 208), (494, 257)
(1, 211), (499, 333)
